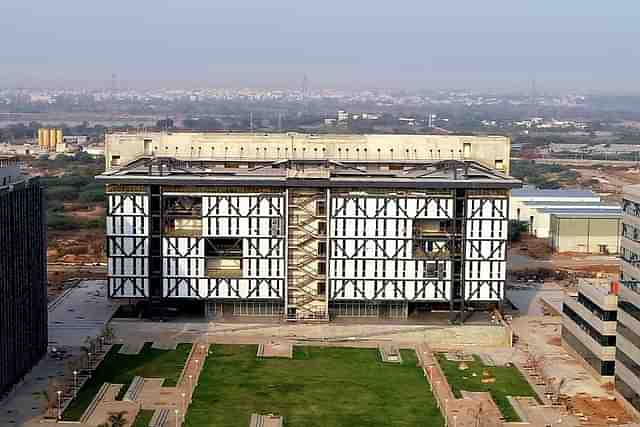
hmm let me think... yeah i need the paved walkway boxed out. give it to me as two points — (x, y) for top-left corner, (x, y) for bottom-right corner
(48, 280), (117, 347)
(0, 280), (116, 427)
(78, 342), (209, 427)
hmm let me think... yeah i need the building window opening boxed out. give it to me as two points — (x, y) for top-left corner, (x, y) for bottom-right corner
(318, 241), (327, 256)
(205, 237), (243, 278)
(414, 219), (451, 236)
(317, 221), (327, 236)
(163, 196), (202, 236)
(426, 263), (437, 276)
(317, 282), (326, 296)
(318, 261), (327, 275)
(414, 239), (448, 258)
(463, 143), (471, 158)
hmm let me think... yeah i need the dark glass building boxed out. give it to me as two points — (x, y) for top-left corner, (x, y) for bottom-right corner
(0, 156), (47, 396)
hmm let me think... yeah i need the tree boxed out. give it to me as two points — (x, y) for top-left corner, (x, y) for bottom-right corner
(102, 325), (115, 345)
(78, 188), (105, 203)
(508, 220), (528, 242)
(47, 186), (80, 202)
(107, 411), (128, 427)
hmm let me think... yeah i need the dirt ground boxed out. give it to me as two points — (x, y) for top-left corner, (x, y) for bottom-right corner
(574, 165), (640, 200)
(571, 395), (633, 425)
(48, 228), (105, 264)
(66, 204), (106, 219)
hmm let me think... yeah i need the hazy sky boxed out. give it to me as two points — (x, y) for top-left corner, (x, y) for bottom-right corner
(1, 1), (639, 92)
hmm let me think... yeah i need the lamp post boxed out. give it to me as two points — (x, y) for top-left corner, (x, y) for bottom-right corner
(181, 392), (186, 418)
(87, 352), (92, 371)
(174, 409), (179, 427)
(73, 370), (78, 398)
(444, 399), (448, 427)
(57, 390), (62, 420)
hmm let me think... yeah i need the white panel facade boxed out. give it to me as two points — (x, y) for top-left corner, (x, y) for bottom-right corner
(464, 197), (508, 301)
(106, 193), (149, 298)
(329, 194), (453, 301)
(163, 193), (286, 299)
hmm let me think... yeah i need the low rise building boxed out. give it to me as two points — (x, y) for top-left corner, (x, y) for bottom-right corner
(84, 144), (105, 157)
(510, 188), (621, 250)
(0, 143), (47, 158)
(510, 187), (602, 234)
(550, 209), (622, 254)
(562, 279), (617, 383)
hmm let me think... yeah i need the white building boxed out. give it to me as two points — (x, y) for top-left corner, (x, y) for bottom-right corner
(96, 132), (520, 322)
(510, 188), (609, 238)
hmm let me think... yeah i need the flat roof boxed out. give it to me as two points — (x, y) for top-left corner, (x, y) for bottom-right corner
(97, 157), (522, 190)
(511, 188), (597, 198)
(549, 208), (622, 218)
(578, 278), (614, 297)
(107, 130), (509, 138)
(522, 201), (613, 207)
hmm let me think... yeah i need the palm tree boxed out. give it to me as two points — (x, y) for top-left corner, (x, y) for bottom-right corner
(107, 411), (128, 427)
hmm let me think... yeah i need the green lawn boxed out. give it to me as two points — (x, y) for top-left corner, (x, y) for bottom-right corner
(185, 345), (443, 427)
(132, 409), (155, 427)
(436, 354), (538, 422)
(62, 343), (191, 421)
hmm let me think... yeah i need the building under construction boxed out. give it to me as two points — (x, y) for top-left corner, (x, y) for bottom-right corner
(97, 132), (519, 321)
(0, 156), (48, 396)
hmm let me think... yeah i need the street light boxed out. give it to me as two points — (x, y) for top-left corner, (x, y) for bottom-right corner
(453, 415), (457, 427)
(174, 409), (179, 427)
(87, 352), (92, 370)
(181, 392), (186, 417)
(73, 371), (78, 398)
(444, 399), (448, 427)
(57, 390), (62, 420)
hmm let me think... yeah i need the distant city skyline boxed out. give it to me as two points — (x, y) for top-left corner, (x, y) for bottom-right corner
(2, 1), (640, 93)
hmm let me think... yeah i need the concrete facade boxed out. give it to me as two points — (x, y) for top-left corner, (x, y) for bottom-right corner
(618, 185), (640, 413)
(550, 212), (622, 254)
(561, 279), (617, 383)
(104, 131), (511, 173)
(616, 281), (640, 415)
